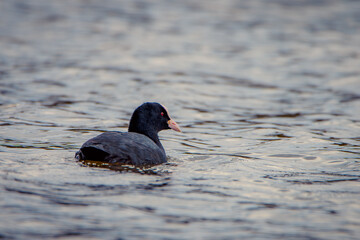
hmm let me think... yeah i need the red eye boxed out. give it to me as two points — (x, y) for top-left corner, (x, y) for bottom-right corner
(161, 112), (164, 116)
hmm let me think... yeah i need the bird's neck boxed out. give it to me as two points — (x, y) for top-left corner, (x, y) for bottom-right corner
(128, 126), (164, 152)
(146, 131), (165, 152)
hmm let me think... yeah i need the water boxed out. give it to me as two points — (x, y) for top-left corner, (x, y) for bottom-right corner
(1, 0), (360, 239)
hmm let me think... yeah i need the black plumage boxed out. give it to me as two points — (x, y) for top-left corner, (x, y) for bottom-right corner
(75, 102), (181, 166)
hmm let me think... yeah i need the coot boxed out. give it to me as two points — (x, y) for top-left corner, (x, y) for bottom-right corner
(75, 102), (181, 166)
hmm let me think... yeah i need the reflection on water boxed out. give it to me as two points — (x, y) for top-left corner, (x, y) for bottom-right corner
(1, 0), (360, 239)
(79, 160), (170, 175)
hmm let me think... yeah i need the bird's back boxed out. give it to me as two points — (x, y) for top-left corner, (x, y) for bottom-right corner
(76, 131), (166, 166)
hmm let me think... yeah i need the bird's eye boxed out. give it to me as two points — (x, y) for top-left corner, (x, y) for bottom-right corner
(161, 112), (164, 116)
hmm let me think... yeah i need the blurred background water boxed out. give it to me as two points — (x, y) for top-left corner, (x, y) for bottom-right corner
(0, 0), (359, 239)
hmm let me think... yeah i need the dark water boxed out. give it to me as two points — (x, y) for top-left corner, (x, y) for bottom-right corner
(1, 0), (360, 239)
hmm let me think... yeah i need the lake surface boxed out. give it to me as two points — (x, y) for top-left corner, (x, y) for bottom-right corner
(1, 0), (359, 239)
